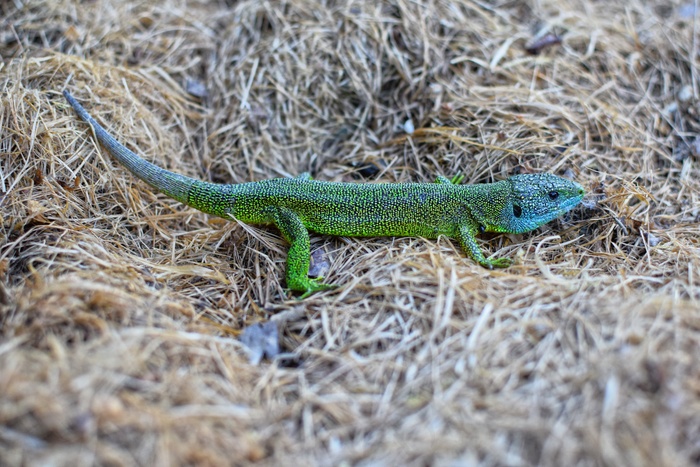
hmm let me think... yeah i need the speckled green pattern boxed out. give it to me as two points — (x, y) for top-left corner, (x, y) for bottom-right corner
(64, 91), (586, 297)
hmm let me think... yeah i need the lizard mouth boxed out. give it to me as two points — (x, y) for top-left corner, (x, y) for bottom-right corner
(560, 193), (585, 213)
(523, 194), (585, 232)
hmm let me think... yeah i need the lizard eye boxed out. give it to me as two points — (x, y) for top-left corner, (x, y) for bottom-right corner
(513, 204), (522, 218)
(548, 191), (559, 200)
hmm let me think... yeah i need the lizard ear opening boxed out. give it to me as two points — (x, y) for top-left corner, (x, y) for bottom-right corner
(512, 204), (522, 218)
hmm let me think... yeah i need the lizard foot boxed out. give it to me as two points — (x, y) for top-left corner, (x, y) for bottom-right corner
(481, 257), (513, 269)
(292, 277), (338, 299)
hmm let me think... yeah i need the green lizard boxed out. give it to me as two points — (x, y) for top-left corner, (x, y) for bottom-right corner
(63, 90), (585, 298)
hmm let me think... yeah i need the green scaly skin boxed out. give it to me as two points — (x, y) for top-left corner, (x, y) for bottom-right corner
(63, 91), (586, 298)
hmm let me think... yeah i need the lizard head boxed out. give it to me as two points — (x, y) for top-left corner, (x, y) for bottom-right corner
(496, 173), (585, 234)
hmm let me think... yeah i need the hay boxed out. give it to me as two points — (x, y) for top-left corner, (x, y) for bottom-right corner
(1, 0), (699, 465)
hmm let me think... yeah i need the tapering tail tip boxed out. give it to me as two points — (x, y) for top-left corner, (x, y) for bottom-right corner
(63, 89), (197, 206)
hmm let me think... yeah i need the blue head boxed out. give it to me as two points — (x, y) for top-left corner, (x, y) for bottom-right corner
(492, 173), (585, 234)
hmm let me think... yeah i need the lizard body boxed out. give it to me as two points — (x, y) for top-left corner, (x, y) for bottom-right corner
(63, 90), (585, 297)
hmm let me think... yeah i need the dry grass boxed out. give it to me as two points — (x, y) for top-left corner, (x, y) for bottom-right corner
(2, 0), (700, 465)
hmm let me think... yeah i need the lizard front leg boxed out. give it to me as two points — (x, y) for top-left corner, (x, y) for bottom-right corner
(435, 173), (465, 185)
(456, 219), (512, 269)
(264, 206), (336, 298)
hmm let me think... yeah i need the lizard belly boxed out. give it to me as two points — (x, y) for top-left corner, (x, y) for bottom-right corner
(300, 207), (451, 238)
(230, 179), (463, 238)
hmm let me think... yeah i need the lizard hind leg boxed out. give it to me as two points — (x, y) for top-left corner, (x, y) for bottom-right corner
(263, 206), (337, 298)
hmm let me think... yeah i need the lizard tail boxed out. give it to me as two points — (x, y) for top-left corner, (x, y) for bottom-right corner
(63, 90), (195, 205)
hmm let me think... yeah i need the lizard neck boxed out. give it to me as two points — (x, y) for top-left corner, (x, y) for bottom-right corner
(459, 181), (510, 230)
